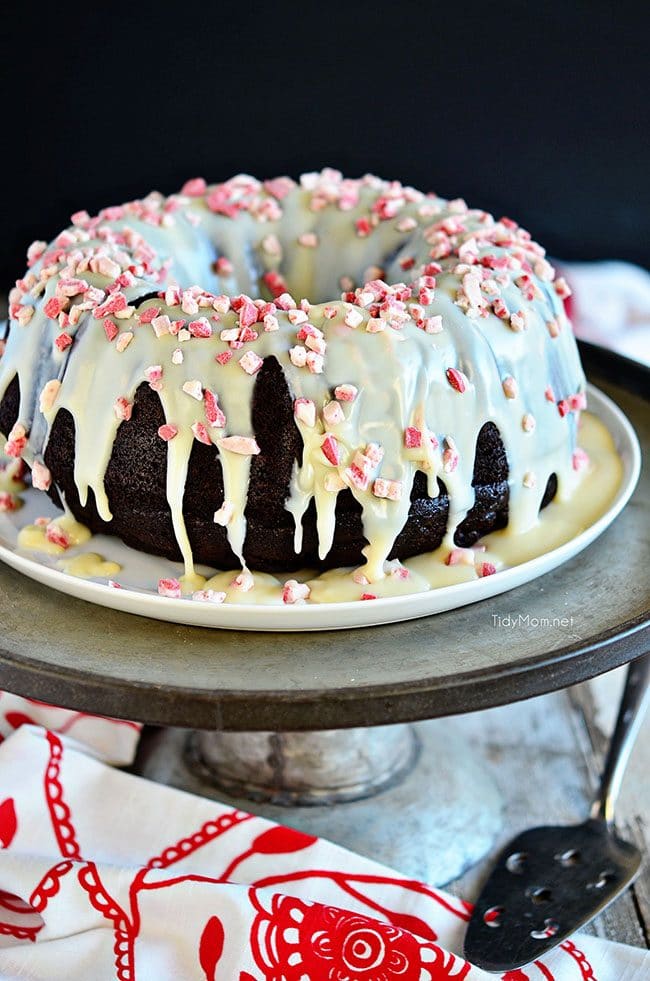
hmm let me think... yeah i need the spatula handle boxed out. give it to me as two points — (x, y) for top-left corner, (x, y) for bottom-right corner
(591, 651), (650, 825)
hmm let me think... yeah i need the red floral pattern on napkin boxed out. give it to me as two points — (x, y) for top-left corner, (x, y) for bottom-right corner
(0, 726), (643, 980)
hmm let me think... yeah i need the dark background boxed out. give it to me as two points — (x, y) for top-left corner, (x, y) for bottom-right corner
(2, 1), (648, 284)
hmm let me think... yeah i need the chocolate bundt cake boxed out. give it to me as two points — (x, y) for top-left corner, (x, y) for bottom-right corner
(0, 170), (586, 586)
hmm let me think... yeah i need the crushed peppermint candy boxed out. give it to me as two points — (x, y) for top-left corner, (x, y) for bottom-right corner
(191, 421), (212, 445)
(261, 234), (282, 257)
(372, 478), (403, 501)
(572, 448), (590, 472)
(294, 398), (316, 427)
(188, 317), (213, 338)
(554, 277), (572, 299)
(113, 397), (133, 422)
(231, 570), (254, 592)
(478, 562), (497, 578)
(239, 350), (264, 375)
(365, 443), (384, 465)
(213, 500), (234, 525)
(334, 384), (358, 402)
(344, 308), (364, 329)
(445, 547), (476, 567)
(44, 297), (62, 319)
(158, 578), (182, 598)
(152, 315), (172, 337)
(446, 367), (469, 394)
(182, 379), (204, 401)
(389, 563), (410, 580)
(5, 423), (28, 458)
(569, 392), (587, 411)
(321, 433), (341, 466)
(138, 306), (161, 325)
(31, 461), (52, 491)
(39, 379), (61, 413)
(523, 471), (537, 488)
(181, 177), (207, 197)
(323, 400), (344, 426)
(289, 346), (307, 368)
(45, 522), (71, 549)
(16, 305), (34, 326)
(443, 437), (459, 473)
(324, 472), (347, 492)
(54, 333), (73, 352)
(204, 389), (226, 428)
(104, 319), (119, 342)
(404, 427), (422, 449)
(421, 315), (443, 334)
(0, 492), (20, 513)
(509, 310), (527, 332)
(217, 435), (260, 455)
(158, 424), (179, 442)
(493, 298), (509, 320)
(287, 308), (308, 326)
(282, 579), (311, 604)
(192, 589), (227, 604)
(145, 365), (163, 390)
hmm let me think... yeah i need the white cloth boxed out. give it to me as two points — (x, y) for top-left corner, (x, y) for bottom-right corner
(0, 691), (141, 766)
(563, 260), (650, 366)
(0, 726), (647, 980)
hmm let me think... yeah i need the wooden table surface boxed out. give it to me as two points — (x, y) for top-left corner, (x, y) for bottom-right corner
(449, 664), (649, 950)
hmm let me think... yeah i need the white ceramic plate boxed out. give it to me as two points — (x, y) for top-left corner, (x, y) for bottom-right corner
(0, 384), (641, 631)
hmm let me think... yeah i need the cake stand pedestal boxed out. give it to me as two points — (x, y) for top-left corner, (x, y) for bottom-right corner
(0, 344), (648, 885)
(133, 721), (504, 884)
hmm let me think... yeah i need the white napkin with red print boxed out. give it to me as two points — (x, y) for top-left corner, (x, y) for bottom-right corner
(0, 261), (649, 979)
(562, 260), (650, 366)
(0, 691), (141, 766)
(0, 724), (647, 981)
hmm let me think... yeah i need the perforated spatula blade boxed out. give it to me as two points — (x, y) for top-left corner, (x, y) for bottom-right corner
(464, 651), (649, 973)
(463, 818), (641, 972)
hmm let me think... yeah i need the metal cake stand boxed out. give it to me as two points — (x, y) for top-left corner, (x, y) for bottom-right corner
(1, 343), (648, 885)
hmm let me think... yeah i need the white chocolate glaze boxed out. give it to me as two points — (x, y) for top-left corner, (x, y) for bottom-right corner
(0, 456), (26, 513)
(8, 412), (622, 604)
(58, 552), (121, 579)
(17, 514), (91, 555)
(0, 170), (587, 598)
(0, 457), (26, 493)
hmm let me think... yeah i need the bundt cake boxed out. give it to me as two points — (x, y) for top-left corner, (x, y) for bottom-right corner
(0, 170), (587, 592)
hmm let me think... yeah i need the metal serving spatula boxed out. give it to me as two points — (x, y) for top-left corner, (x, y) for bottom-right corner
(464, 651), (650, 973)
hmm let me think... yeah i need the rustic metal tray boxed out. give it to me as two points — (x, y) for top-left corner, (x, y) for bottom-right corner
(1, 343), (648, 731)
